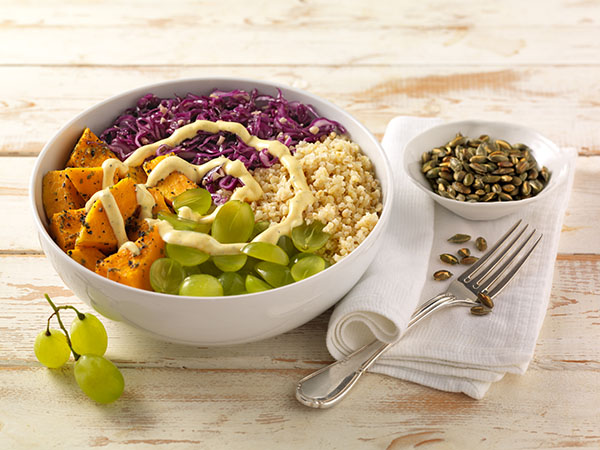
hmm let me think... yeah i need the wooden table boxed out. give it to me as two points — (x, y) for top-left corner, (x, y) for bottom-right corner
(1, 1), (599, 448)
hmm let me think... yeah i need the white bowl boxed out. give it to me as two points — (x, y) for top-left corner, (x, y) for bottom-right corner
(30, 78), (393, 346)
(403, 120), (566, 221)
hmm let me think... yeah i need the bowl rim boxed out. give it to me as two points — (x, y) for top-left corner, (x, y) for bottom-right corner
(29, 76), (394, 302)
(402, 119), (566, 209)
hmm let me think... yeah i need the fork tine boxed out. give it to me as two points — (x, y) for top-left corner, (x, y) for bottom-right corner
(457, 220), (522, 283)
(485, 233), (542, 298)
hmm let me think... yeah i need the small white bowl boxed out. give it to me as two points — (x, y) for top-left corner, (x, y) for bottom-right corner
(30, 78), (394, 346)
(403, 120), (567, 221)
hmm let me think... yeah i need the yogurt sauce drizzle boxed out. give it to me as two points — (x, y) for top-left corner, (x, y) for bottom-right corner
(86, 119), (314, 256)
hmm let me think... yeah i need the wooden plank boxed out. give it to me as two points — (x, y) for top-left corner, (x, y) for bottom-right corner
(12, 155), (600, 253)
(1, 1), (599, 66)
(1, 65), (599, 157)
(0, 367), (598, 449)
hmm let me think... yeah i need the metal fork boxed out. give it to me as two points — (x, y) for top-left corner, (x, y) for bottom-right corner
(295, 220), (542, 408)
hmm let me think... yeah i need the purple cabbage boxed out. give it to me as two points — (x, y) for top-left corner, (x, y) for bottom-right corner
(100, 89), (346, 199)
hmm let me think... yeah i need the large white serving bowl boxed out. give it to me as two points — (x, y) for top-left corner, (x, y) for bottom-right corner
(30, 78), (393, 346)
(403, 120), (567, 221)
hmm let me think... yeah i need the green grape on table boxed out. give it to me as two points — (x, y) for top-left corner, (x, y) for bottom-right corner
(166, 243), (210, 266)
(245, 274), (272, 293)
(242, 242), (289, 266)
(70, 313), (108, 356)
(74, 354), (124, 404)
(255, 261), (294, 288)
(150, 258), (186, 294)
(172, 187), (212, 215)
(34, 329), (71, 369)
(212, 254), (247, 272)
(179, 274), (224, 297)
(211, 200), (254, 244)
(290, 254), (326, 281)
(291, 221), (330, 253)
(218, 272), (246, 295)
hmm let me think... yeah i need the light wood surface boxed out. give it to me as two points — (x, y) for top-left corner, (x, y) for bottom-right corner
(1, 1), (599, 448)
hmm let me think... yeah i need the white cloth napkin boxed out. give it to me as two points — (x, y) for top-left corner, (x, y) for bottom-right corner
(326, 116), (577, 399)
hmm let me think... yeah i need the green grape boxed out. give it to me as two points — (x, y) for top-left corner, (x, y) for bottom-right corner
(242, 242), (289, 266)
(218, 272), (246, 295)
(211, 200), (254, 243)
(184, 264), (202, 277)
(34, 329), (71, 369)
(255, 261), (294, 288)
(70, 313), (108, 356)
(198, 260), (223, 277)
(245, 274), (272, 293)
(157, 212), (211, 234)
(173, 188), (212, 215)
(212, 254), (247, 272)
(290, 255), (326, 281)
(250, 220), (270, 240)
(74, 354), (124, 404)
(149, 258), (186, 294)
(179, 274), (223, 297)
(291, 221), (330, 253)
(277, 235), (297, 258)
(166, 243), (210, 266)
(290, 252), (315, 265)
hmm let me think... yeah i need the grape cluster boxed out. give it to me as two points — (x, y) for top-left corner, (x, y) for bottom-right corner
(151, 188), (331, 296)
(34, 294), (124, 404)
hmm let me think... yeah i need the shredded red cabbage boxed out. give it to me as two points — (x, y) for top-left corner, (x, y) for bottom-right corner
(100, 89), (346, 199)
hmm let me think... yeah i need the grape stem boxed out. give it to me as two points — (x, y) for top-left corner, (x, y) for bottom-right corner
(44, 294), (81, 360)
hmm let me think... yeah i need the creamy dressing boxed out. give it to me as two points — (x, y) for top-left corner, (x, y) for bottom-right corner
(101, 158), (129, 189)
(88, 119), (315, 256)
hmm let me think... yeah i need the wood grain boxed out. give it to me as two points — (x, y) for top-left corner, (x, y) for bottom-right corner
(1, 0), (599, 448)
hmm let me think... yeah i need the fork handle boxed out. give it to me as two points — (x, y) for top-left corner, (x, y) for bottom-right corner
(295, 293), (456, 409)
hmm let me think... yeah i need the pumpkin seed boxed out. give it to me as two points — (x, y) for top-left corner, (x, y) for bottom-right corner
(461, 256), (479, 265)
(440, 253), (459, 265)
(457, 248), (470, 258)
(475, 237), (487, 252)
(433, 269), (453, 281)
(447, 233), (471, 243)
(470, 305), (491, 316)
(420, 133), (549, 203)
(477, 292), (494, 309)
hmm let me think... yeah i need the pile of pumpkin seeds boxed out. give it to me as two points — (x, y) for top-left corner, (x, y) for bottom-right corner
(421, 133), (550, 202)
(432, 233), (493, 315)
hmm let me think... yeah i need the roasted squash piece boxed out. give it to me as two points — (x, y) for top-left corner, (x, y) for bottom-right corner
(66, 128), (118, 168)
(148, 187), (170, 215)
(126, 165), (148, 184)
(143, 155), (199, 205)
(64, 167), (117, 201)
(75, 177), (138, 254)
(42, 171), (85, 220)
(96, 226), (165, 291)
(67, 246), (105, 271)
(49, 208), (86, 251)
(126, 187), (171, 241)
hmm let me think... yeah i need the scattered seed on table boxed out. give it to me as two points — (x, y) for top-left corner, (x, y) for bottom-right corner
(440, 253), (459, 265)
(457, 248), (471, 258)
(477, 292), (494, 309)
(461, 256), (479, 265)
(470, 305), (491, 316)
(433, 269), (453, 281)
(448, 233), (471, 243)
(475, 237), (488, 252)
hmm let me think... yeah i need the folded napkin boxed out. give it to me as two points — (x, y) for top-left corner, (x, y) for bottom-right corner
(326, 117), (577, 399)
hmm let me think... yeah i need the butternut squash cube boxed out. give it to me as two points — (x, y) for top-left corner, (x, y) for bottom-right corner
(143, 155), (198, 205)
(49, 208), (86, 251)
(96, 226), (165, 291)
(66, 128), (118, 168)
(42, 171), (85, 220)
(75, 177), (138, 254)
(67, 246), (105, 271)
(64, 167), (116, 201)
